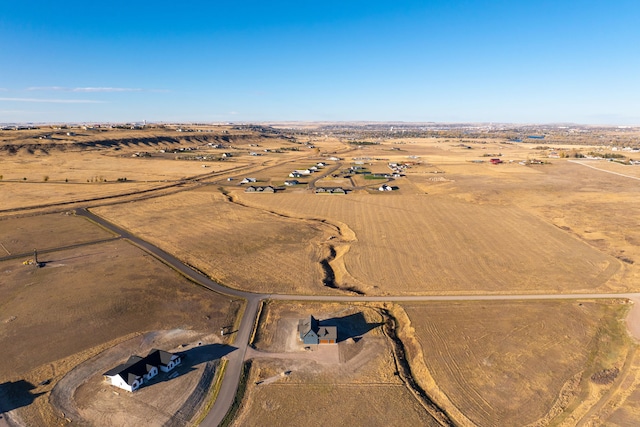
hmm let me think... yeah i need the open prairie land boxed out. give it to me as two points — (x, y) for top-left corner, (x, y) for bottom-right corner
(0, 126), (306, 212)
(0, 150), (242, 212)
(93, 187), (335, 294)
(0, 238), (234, 378)
(400, 300), (633, 427)
(0, 214), (239, 426)
(2, 126), (640, 426)
(0, 212), (114, 255)
(234, 301), (442, 426)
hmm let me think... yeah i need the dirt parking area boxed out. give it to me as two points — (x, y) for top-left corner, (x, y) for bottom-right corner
(55, 329), (231, 427)
(230, 301), (443, 426)
(250, 302), (389, 377)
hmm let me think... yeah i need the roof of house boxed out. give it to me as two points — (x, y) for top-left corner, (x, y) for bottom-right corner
(298, 315), (337, 341)
(103, 356), (155, 385)
(316, 326), (338, 341)
(298, 315), (319, 339)
(146, 349), (178, 366)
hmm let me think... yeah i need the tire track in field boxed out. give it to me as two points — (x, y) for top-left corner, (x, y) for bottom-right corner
(425, 321), (495, 425)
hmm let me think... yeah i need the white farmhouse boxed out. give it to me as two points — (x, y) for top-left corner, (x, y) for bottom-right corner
(103, 349), (181, 392)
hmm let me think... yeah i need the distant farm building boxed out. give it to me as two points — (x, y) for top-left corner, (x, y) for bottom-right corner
(315, 187), (346, 194)
(103, 349), (181, 392)
(490, 158), (503, 165)
(245, 185), (275, 193)
(290, 169), (312, 177)
(378, 184), (393, 191)
(240, 177), (257, 184)
(298, 315), (337, 345)
(284, 180), (299, 186)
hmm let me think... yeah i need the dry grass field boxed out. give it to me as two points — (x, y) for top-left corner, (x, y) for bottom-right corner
(0, 214), (239, 426)
(0, 150), (241, 212)
(232, 380), (440, 427)
(3, 127), (640, 426)
(0, 212), (114, 255)
(0, 126), (304, 212)
(400, 300), (633, 427)
(236, 192), (622, 295)
(93, 187), (337, 294)
(435, 159), (640, 289)
(233, 301), (442, 426)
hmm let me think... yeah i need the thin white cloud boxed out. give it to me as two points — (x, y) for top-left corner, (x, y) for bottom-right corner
(72, 87), (143, 93)
(27, 86), (67, 91)
(0, 97), (106, 104)
(27, 86), (155, 93)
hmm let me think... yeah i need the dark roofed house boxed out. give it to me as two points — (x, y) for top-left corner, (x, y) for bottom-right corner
(103, 349), (181, 392)
(245, 185), (275, 193)
(298, 315), (337, 345)
(315, 187), (346, 194)
(146, 349), (182, 373)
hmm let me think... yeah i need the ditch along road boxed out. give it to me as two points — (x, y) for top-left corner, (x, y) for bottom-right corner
(77, 208), (640, 427)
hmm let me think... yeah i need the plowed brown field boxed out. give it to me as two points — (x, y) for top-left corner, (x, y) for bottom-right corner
(401, 300), (631, 427)
(236, 192), (621, 294)
(93, 187), (334, 294)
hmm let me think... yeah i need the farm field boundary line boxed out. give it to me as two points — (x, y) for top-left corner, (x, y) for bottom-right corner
(0, 236), (121, 262)
(568, 160), (640, 181)
(267, 293), (640, 303)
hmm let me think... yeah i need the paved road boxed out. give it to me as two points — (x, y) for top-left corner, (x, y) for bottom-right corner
(76, 208), (640, 426)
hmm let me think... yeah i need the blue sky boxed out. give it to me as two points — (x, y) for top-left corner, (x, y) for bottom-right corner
(1, 1), (639, 124)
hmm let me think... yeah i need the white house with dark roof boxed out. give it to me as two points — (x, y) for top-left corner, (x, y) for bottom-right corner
(103, 349), (181, 392)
